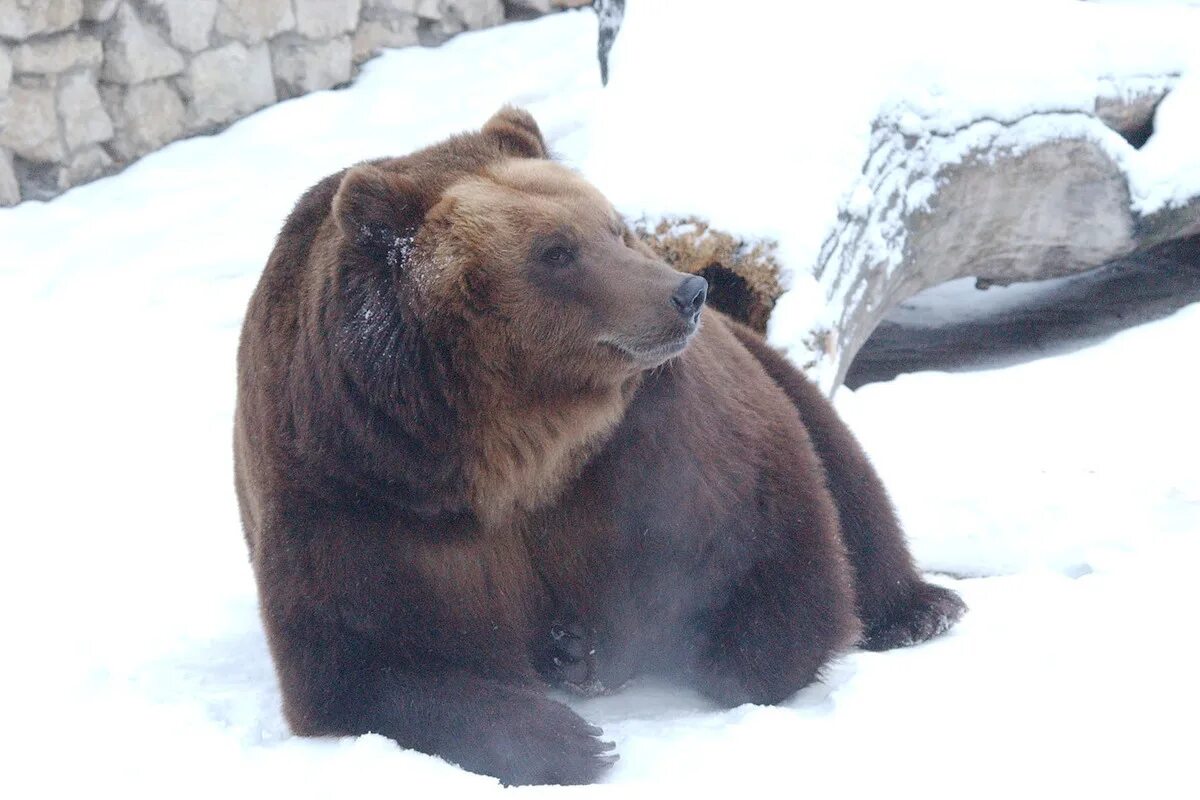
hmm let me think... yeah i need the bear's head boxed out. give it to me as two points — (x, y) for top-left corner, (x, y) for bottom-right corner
(329, 108), (708, 395)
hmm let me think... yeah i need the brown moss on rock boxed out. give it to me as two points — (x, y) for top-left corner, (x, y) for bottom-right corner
(634, 216), (783, 333)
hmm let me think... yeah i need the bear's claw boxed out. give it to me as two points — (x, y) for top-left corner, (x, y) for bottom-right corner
(464, 692), (616, 786)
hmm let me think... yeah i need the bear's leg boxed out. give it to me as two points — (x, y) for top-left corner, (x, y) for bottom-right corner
(686, 561), (864, 705)
(264, 599), (615, 786)
(686, 546), (859, 707)
(726, 321), (966, 649)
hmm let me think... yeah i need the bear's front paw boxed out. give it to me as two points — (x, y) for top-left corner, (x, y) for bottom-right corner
(862, 581), (967, 651)
(462, 693), (616, 786)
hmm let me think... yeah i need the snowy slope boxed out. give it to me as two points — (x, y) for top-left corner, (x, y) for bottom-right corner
(2, 6), (1198, 797)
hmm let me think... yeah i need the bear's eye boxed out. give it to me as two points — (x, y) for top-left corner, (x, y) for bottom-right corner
(540, 244), (576, 268)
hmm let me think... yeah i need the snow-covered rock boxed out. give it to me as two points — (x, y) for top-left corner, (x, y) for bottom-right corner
(815, 110), (1200, 386)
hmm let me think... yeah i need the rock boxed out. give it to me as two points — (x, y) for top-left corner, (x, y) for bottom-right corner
(182, 42), (276, 128)
(0, 66), (9, 131)
(0, 81), (65, 162)
(102, 3), (186, 84)
(6, 143), (109, 198)
(293, 0), (361, 39)
(0, 147), (19, 206)
(352, 16), (419, 63)
(811, 119), (1200, 388)
(844, 235), (1200, 389)
(63, 142), (112, 184)
(414, 0), (442, 19)
(814, 133), (1135, 386)
(11, 32), (103, 75)
(1136, 195), (1200, 247)
(449, 0), (504, 29)
(157, 0), (218, 53)
(503, 0), (552, 19)
(271, 34), (352, 98)
(417, 0), (503, 38)
(910, 142), (1135, 282)
(358, 0), (421, 58)
(364, 0), (419, 11)
(57, 70), (113, 150)
(215, 0), (295, 44)
(0, 43), (11, 93)
(0, 0), (83, 39)
(81, 0), (120, 23)
(101, 80), (186, 159)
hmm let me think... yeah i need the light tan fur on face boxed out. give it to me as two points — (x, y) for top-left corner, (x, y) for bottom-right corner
(432, 160), (621, 277)
(419, 161), (640, 526)
(404, 161), (618, 313)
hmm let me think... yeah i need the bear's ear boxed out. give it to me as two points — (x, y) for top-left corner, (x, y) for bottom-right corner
(333, 165), (423, 259)
(482, 106), (549, 159)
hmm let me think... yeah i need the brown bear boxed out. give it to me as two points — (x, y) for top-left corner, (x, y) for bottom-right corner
(234, 107), (965, 786)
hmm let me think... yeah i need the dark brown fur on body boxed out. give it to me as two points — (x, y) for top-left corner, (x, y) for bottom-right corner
(527, 318), (861, 704)
(234, 108), (964, 786)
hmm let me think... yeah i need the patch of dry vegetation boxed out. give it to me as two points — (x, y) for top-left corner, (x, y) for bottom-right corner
(634, 216), (783, 333)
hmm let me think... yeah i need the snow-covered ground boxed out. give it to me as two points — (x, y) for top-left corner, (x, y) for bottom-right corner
(3, 4), (1198, 797)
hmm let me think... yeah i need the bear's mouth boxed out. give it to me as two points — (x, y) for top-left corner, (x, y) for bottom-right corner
(600, 332), (695, 366)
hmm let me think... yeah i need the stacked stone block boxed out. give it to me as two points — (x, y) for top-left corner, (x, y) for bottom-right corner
(0, 0), (560, 205)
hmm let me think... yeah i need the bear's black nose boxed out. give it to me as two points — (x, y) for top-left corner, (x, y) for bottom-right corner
(671, 275), (708, 322)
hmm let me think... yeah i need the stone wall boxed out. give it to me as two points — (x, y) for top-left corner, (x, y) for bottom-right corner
(0, 0), (573, 206)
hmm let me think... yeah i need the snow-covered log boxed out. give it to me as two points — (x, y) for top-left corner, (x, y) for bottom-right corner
(814, 92), (1200, 387)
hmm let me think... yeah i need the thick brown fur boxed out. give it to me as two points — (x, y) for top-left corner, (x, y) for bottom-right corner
(234, 107), (965, 786)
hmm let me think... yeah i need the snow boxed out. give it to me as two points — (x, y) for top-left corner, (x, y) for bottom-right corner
(1130, 73), (1200, 211)
(3, 4), (1198, 797)
(838, 302), (1200, 579)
